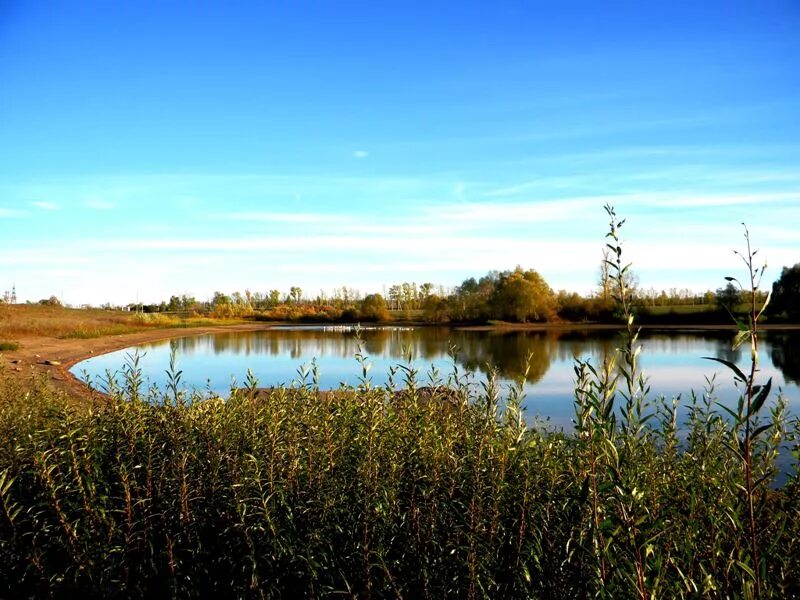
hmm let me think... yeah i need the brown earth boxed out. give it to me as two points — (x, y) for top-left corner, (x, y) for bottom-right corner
(0, 324), (276, 399)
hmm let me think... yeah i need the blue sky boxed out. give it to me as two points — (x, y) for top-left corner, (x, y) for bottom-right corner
(1, 1), (799, 305)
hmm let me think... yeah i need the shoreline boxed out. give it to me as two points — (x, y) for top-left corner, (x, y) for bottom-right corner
(1, 323), (278, 399)
(2, 320), (799, 400)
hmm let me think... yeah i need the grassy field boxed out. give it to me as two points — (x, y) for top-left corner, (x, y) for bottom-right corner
(0, 304), (242, 343)
(639, 304), (715, 315)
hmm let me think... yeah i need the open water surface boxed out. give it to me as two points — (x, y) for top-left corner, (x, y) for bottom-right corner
(72, 326), (800, 431)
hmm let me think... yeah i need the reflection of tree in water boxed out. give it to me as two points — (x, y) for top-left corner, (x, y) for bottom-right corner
(714, 337), (742, 365)
(170, 327), (770, 388)
(448, 331), (556, 383)
(553, 329), (617, 366)
(767, 332), (800, 385)
(116, 328), (800, 395)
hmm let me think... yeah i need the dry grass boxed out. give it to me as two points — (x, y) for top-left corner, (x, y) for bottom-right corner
(0, 304), (241, 340)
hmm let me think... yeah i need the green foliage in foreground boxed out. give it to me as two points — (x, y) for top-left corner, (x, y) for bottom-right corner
(0, 355), (798, 600)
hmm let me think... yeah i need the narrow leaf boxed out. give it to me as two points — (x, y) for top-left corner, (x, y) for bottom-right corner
(732, 330), (751, 351)
(747, 377), (772, 417)
(715, 401), (741, 424)
(756, 290), (772, 322)
(751, 423), (773, 440)
(703, 357), (747, 384)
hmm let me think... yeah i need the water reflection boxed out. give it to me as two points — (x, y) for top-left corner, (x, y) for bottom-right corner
(132, 327), (799, 391)
(769, 332), (800, 385)
(72, 327), (799, 480)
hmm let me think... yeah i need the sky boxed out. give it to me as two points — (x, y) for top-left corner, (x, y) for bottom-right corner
(1, 1), (799, 306)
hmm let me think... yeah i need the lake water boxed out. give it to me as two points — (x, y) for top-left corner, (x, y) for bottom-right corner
(72, 326), (800, 430)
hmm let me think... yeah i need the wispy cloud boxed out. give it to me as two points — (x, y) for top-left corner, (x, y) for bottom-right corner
(84, 199), (116, 210)
(453, 182), (467, 202)
(353, 150), (368, 159)
(0, 208), (25, 218)
(216, 211), (348, 225)
(31, 201), (58, 210)
(422, 197), (607, 224)
(649, 191), (800, 208)
(2, 164), (798, 304)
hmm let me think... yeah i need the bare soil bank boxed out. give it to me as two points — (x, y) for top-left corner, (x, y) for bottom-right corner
(0, 324), (276, 399)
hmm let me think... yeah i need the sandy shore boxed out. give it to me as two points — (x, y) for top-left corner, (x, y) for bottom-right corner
(0, 324), (276, 399)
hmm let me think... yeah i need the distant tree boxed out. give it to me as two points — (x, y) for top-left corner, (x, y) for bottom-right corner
(212, 291), (231, 307)
(451, 272), (499, 321)
(715, 282), (741, 313)
(491, 268), (556, 322)
(422, 295), (450, 323)
(457, 277), (479, 295)
(556, 290), (587, 321)
(770, 263), (800, 322)
(401, 283), (414, 310)
(387, 285), (401, 310)
(598, 247), (612, 301)
(360, 294), (390, 322)
(38, 296), (62, 307)
(268, 289), (281, 307)
(289, 287), (302, 304)
(419, 282), (434, 300)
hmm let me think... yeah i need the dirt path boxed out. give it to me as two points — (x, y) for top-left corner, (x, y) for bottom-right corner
(0, 324), (276, 399)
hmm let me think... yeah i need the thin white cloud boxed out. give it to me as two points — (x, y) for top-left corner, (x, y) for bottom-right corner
(353, 150), (368, 159)
(74, 233), (787, 281)
(422, 197), (609, 223)
(217, 211), (348, 225)
(453, 182), (466, 202)
(487, 169), (800, 198)
(73, 234), (597, 257)
(649, 191), (800, 208)
(3, 166), (797, 305)
(0, 250), (92, 266)
(84, 199), (116, 210)
(31, 201), (58, 210)
(478, 190), (800, 211)
(213, 194), (782, 240)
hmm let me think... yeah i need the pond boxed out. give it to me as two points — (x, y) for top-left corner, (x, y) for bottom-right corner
(72, 326), (800, 430)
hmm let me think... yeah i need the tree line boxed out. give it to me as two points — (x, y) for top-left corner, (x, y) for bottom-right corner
(29, 261), (798, 325)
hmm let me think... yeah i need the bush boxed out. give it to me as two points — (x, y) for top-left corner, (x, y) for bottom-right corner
(359, 293), (390, 322)
(0, 347), (797, 597)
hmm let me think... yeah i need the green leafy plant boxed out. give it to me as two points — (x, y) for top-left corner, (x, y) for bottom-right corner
(703, 225), (778, 597)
